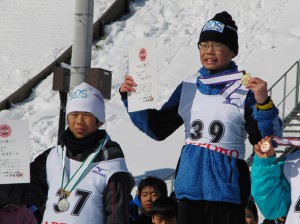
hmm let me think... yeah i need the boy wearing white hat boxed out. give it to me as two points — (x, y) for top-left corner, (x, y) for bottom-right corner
(3, 82), (131, 224)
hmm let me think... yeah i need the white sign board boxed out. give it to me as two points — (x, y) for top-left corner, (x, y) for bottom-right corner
(0, 120), (30, 184)
(128, 39), (158, 112)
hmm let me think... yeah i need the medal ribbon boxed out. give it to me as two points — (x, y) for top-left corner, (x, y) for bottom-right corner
(271, 136), (300, 148)
(198, 70), (245, 85)
(198, 70), (245, 99)
(60, 134), (110, 194)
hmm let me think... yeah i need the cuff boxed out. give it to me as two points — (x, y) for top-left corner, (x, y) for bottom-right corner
(119, 88), (128, 100)
(253, 154), (277, 166)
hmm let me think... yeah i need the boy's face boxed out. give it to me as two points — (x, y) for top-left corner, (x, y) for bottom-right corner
(140, 186), (161, 214)
(152, 214), (177, 224)
(67, 111), (100, 139)
(245, 208), (258, 224)
(199, 41), (235, 74)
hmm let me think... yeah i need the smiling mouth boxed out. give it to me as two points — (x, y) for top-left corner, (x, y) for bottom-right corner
(206, 58), (216, 63)
(75, 129), (85, 133)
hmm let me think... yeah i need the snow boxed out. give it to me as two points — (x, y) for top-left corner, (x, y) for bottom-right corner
(1, 0), (300, 222)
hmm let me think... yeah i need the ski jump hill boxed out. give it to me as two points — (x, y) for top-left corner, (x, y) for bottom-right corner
(0, 0), (130, 111)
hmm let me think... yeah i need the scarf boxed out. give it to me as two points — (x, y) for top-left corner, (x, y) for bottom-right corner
(60, 128), (106, 158)
(197, 61), (238, 95)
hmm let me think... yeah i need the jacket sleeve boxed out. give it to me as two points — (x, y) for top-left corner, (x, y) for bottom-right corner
(251, 155), (291, 219)
(28, 148), (51, 205)
(120, 83), (183, 141)
(245, 91), (282, 146)
(104, 172), (131, 224)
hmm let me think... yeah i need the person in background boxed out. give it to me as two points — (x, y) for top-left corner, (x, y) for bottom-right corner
(133, 176), (168, 224)
(120, 11), (282, 224)
(245, 198), (258, 224)
(0, 190), (37, 224)
(262, 219), (276, 224)
(251, 136), (296, 224)
(244, 197), (281, 224)
(151, 196), (178, 224)
(129, 173), (140, 224)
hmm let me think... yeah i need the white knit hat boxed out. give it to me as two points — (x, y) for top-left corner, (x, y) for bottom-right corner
(66, 82), (105, 123)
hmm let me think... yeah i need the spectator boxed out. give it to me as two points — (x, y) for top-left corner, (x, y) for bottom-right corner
(251, 137), (297, 224)
(245, 199), (258, 224)
(129, 173), (140, 224)
(151, 196), (178, 224)
(0, 189), (37, 224)
(133, 176), (168, 224)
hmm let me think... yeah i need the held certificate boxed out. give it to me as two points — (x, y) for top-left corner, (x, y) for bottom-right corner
(128, 39), (158, 112)
(0, 120), (30, 184)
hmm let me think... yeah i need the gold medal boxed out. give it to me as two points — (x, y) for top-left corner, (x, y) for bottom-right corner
(241, 73), (251, 86)
(60, 189), (70, 197)
(58, 198), (70, 212)
(261, 141), (271, 153)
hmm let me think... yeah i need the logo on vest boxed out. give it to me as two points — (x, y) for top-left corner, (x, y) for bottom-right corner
(91, 166), (108, 177)
(223, 97), (240, 106)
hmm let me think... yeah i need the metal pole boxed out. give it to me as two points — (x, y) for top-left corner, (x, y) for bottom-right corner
(282, 76), (287, 119)
(296, 59), (300, 108)
(57, 91), (68, 145)
(70, 0), (94, 89)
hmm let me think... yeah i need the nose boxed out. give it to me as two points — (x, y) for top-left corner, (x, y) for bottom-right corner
(75, 114), (84, 124)
(146, 194), (152, 201)
(206, 45), (215, 53)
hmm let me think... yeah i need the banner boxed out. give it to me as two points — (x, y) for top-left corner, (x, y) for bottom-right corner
(0, 120), (30, 184)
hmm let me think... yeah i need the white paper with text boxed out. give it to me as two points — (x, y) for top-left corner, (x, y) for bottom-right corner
(128, 39), (158, 112)
(0, 120), (30, 184)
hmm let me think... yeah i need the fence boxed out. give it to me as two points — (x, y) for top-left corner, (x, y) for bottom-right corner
(268, 59), (300, 121)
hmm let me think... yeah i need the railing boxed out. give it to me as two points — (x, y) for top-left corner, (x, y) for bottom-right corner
(268, 59), (300, 120)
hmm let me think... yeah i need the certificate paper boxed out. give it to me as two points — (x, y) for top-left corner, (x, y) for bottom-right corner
(128, 39), (158, 112)
(0, 120), (30, 184)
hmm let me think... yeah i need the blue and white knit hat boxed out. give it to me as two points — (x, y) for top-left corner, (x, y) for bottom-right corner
(66, 82), (105, 123)
(199, 11), (239, 56)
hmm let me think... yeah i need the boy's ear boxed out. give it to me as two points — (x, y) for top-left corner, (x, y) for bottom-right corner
(231, 51), (236, 58)
(96, 121), (103, 128)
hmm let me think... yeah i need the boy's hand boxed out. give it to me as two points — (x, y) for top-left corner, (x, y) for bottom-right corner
(246, 77), (268, 104)
(120, 75), (137, 93)
(254, 136), (275, 158)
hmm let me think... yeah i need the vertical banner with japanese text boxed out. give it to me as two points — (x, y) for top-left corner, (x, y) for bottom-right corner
(0, 120), (30, 184)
